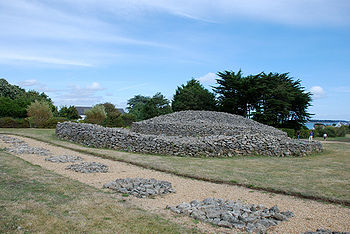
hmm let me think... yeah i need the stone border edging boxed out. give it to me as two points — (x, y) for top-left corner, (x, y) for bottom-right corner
(2, 132), (349, 207)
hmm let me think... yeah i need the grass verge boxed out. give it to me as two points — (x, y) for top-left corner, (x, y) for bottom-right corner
(1, 128), (349, 207)
(0, 150), (197, 233)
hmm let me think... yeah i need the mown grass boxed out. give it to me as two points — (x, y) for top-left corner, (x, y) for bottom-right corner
(0, 150), (197, 233)
(1, 128), (350, 205)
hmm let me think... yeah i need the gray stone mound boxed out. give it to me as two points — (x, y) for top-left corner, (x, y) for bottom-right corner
(131, 110), (286, 137)
(167, 197), (294, 233)
(0, 134), (51, 156)
(66, 162), (108, 173)
(103, 177), (176, 198)
(5, 144), (51, 156)
(45, 155), (83, 163)
(56, 111), (322, 157)
(305, 230), (350, 234)
(0, 135), (25, 144)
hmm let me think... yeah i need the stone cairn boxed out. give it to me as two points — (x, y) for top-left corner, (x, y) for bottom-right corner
(66, 162), (109, 173)
(56, 110), (322, 157)
(0, 135), (51, 156)
(45, 155), (82, 163)
(103, 177), (176, 198)
(167, 197), (294, 233)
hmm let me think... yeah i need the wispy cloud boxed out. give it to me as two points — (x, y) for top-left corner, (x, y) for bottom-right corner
(53, 82), (106, 106)
(18, 79), (38, 87)
(197, 72), (218, 83)
(0, 0), (173, 67)
(310, 86), (326, 99)
(0, 54), (92, 67)
(17, 79), (61, 94)
(61, 0), (350, 26)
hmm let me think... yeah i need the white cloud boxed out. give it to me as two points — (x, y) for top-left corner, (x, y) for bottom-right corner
(197, 72), (218, 83)
(53, 82), (106, 106)
(87, 82), (104, 91)
(18, 79), (38, 86)
(0, 0), (173, 68)
(0, 54), (92, 67)
(310, 86), (326, 99)
(61, 0), (350, 26)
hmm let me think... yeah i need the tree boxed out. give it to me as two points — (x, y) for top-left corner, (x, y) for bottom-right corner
(58, 106), (80, 120)
(172, 79), (217, 112)
(127, 93), (172, 121)
(142, 93), (172, 120)
(27, 100), (53, 127)
(84, 105), (107, 125)
(0, 78), (57, 118)
(0, 97), (30, 118)
(101, 102), (120, 115)
(127, 95), (150, 121)
(214, 70), (312, 129)
(0, 78), (26, 99)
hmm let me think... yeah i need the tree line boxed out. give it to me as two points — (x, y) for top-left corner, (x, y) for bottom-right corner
(127, 70), (312, 129)
(0, 69), (314, 129)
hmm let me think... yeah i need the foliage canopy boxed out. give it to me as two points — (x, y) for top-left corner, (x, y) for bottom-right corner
(127, 93), (172, 121)
(84, 105), (107, 125)
(214, 70), (312, 129)
(172, 79), (217, 112)
(26, 100), (53, 127)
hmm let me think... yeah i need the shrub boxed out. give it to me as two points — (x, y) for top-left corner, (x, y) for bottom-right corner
(103, 111), (122, 127)
(280, 128), (296, 138)
(280, 128), (317, 139)
(58, 106), (80, 120)
(315, 125), (345, 138)
(0, 97), (29, 118)
(300, 129), (317, 139)
(84, 105), (106, 125)
(336, 126), (347, 137)
(0, 117), (30, 128)
(42, 117), (69, 129)
(119, 113), (136, 127)
(27, 100), (53, 128)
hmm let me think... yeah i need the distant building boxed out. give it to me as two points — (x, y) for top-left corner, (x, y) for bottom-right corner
(75, 106), (125, 119)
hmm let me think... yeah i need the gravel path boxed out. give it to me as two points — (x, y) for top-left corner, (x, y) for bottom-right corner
(1, 135), (349, 233)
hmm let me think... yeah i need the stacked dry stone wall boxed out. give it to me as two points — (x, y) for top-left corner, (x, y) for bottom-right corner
(56, 111), (322, 157)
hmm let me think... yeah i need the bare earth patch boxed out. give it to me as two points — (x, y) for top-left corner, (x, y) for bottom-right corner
(1, 135), (349, 233)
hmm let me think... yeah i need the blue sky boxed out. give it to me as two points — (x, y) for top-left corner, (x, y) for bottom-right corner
(0, 0), (349, 120)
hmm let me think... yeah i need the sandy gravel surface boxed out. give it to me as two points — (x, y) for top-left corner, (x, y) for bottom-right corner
(1, 135), (349, 233)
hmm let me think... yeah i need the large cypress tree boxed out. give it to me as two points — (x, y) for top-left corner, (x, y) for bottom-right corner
(172, 79), (217, 112)
(214, 70), (312, 129)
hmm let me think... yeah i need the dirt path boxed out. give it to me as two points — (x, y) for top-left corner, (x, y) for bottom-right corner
(1, 135), (349, 233)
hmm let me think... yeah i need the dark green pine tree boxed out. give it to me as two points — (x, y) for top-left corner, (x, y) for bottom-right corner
(172, 79), (217, 112)
(214, 70), (312, 129)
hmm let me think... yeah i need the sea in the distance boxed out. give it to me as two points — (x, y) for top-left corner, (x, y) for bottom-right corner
(305, 121), (349, 129)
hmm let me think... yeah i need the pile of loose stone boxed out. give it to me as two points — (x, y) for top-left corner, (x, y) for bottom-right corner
(66, 162), (109, 173)
(45, 155), (82, 163)
(56, 111), (323, 157)
(305, 230), (350, 234)
(0, 135), (51, 156)
(167, 197), (294, 233)
(0, 134), (108, 173)
(103, 177), (176, 198)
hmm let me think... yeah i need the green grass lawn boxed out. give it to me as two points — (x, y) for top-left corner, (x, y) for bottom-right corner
(0, 149), (197, 233)
(1, 128), (350, 205)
